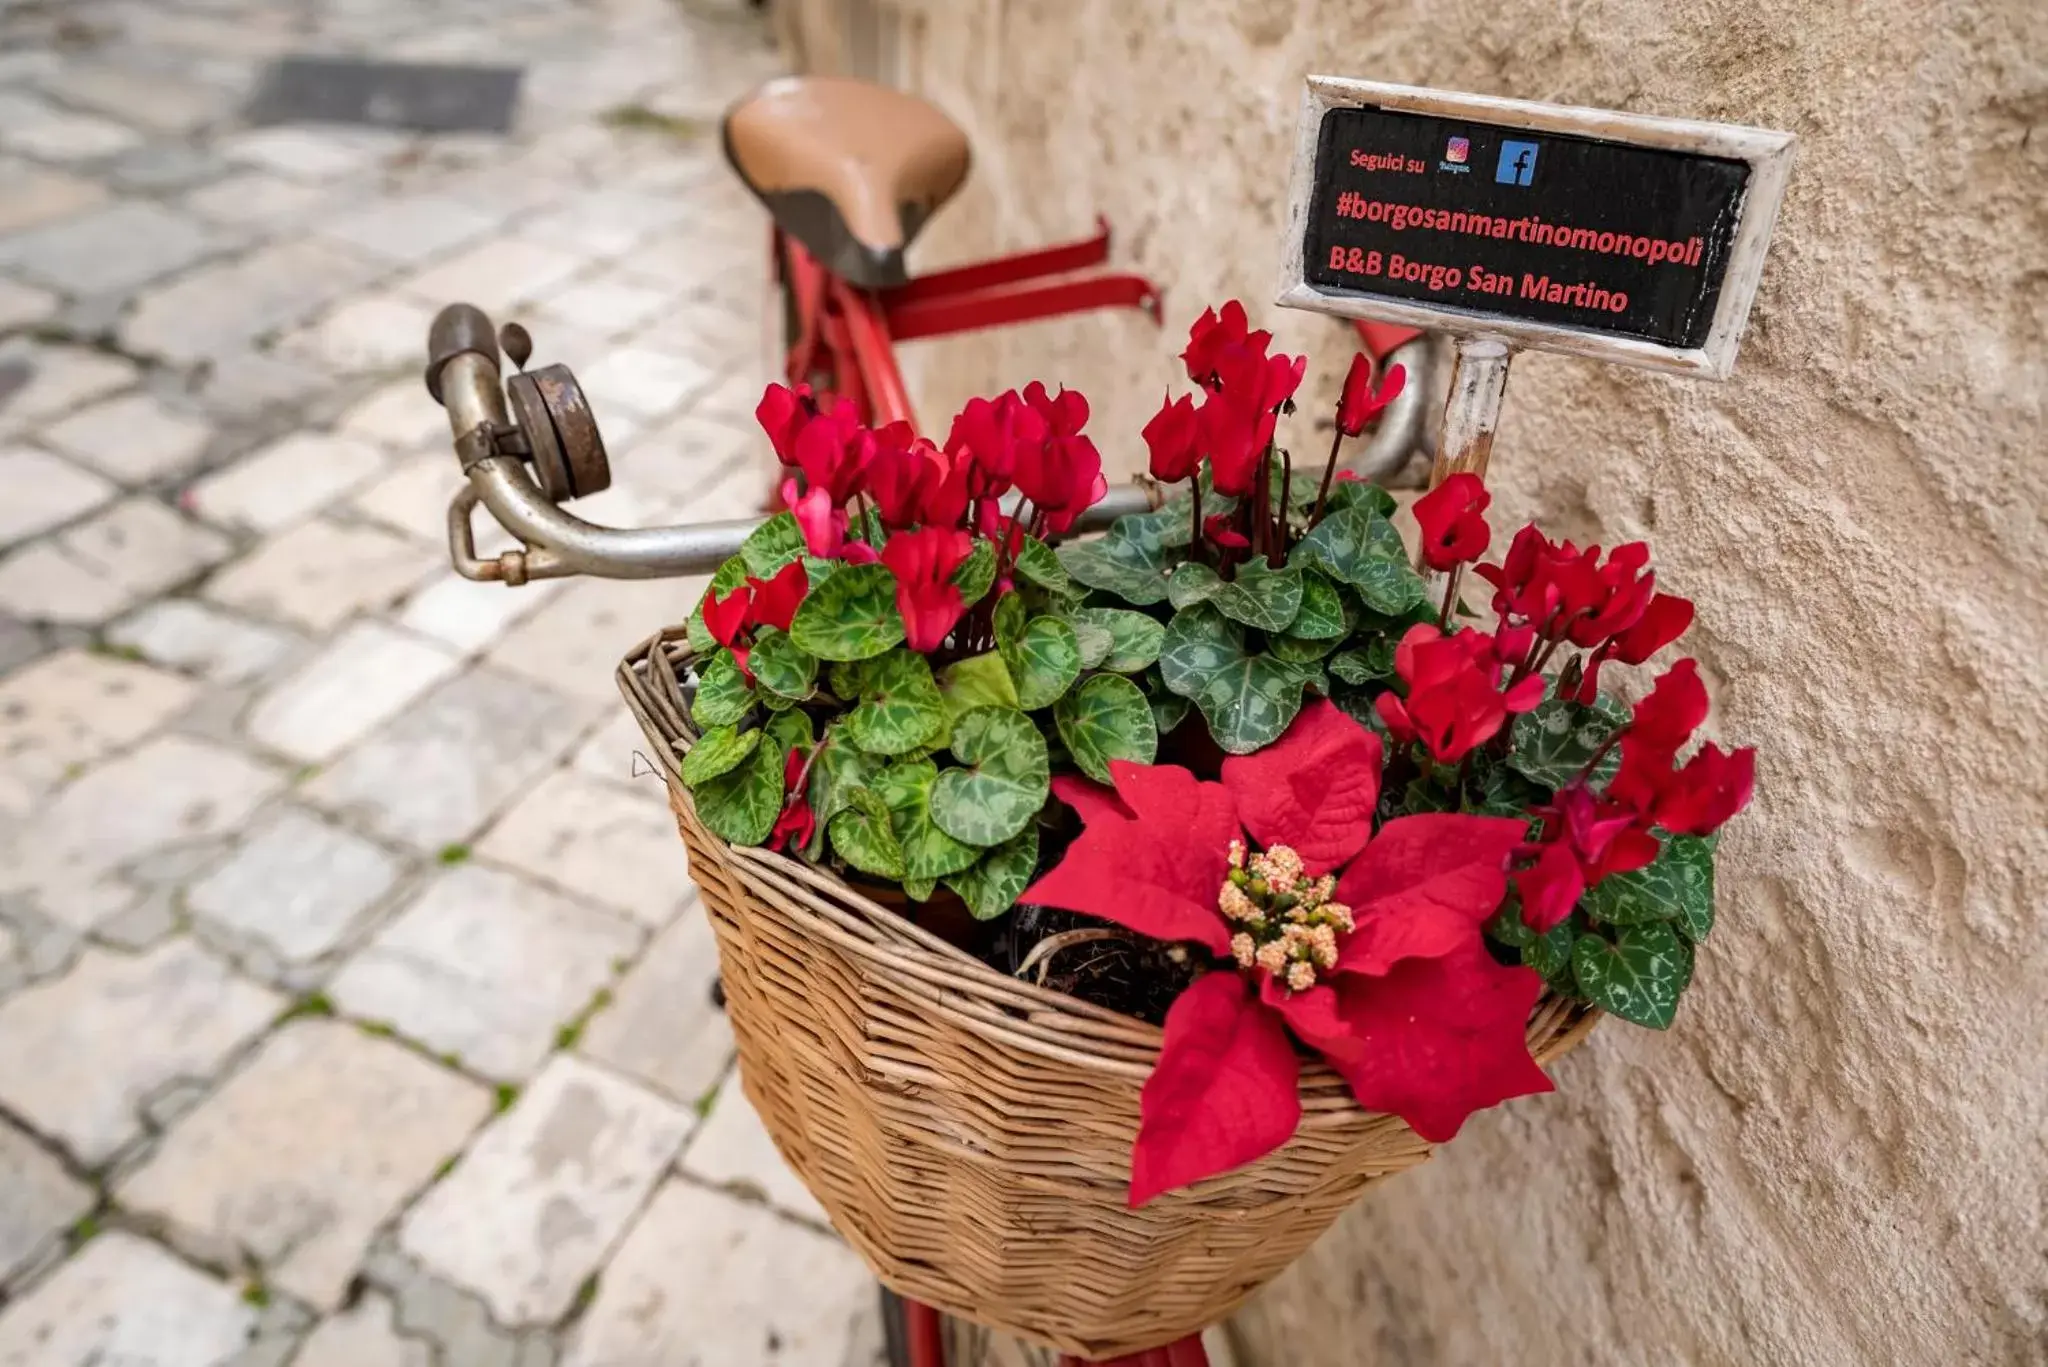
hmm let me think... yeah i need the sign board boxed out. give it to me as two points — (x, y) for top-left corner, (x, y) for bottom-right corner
(1278, 78), (1794, 378)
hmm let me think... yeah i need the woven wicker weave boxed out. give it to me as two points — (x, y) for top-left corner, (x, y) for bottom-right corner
(619, 628), (1598, 1360)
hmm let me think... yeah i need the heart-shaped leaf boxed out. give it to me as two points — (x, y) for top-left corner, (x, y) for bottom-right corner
(1571, 923), (1694, 1029)
(873, 758), (980, 881)
(1151, 693), (1191, 735)
(1328, 638), (1396, 685)
(929, 706), (1049, 846)
(1157, 604), (1310, 754)
(903, 876), (937, 902)
(1167, 561), (1224, 610)
(1211, 559), (1302, 633)
(789, 562), (906, 661)
(827, 786), (905, 880)
(1524, 919), (1577, 985)
(686, 608), (717, 656)
(1054, 674), (1159, 783)
(937, 652), (1019, 725)
(692, 734), (786, 845)
(1057, 521), (1178, 606)
(1586, 834), (1716, 941)
(1014, 534), (1071, 594)
(808, 731), (883, 825)
(680, 724), (761, 787)
(741, 511), (806, 578)
(1324, 478), (1397, 519)
(1296, 505), (1425, 614)
(690, 649), (754, 728)
(841, 648), (947, 756)
(997, 610), (1080, 710)
(1290, 570), (1349, 640)
(747, 626), (817, 701)
(1268, 631), (1338, 664)
(952, 537), (998, 605)
(1063, 608), (1164, 673)
(802, 554), (843, 591)
(1508, 692), (1628, 791)
(1065, 613), (1113, 668)
(944, 825), (1040, 920)
(763, 708), (814, 753)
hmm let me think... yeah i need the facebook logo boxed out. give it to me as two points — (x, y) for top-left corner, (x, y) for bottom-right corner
(1496, 140), (1539, 186)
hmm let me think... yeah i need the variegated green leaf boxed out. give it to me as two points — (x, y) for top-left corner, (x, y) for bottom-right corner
(1054, 674), (1158, 783)
(1167, 561), (1224, 609)
(903, 876), (937, 902)
(680, 724), (760, 787)
(1328, 637), (1396, 686)
(1014, 535), (1071, 593)
(936, 652), (1019, 725)
(1151, 692), (1192, 735)
(929, 707), (1048, 846)
(740, 511), (806, 578)
(952, 538), (998, 604)
(747, 626), (816, 700)
(1157, 604), (1310, 755)
(873, 758), (979, 881)
(1324, 478), (1397, 519)
(1571, 923), (1694, 1029)
(692, 735), (786, 845)
(827, 786), (905, 880)
(1290, 570), (1349, 640)
(1508, 692), (1628, 791)
(807, 731), (882, 825)
(1065, 613), (1113, 668)
(1586, 834), (1716, 942)
(689, 649), (754, 728)
(841, 648), (947, 756)
(788, 562), (906, 661)
(1296, 504), (1426, 614)
(944, 825), (1040, 920)
(1211, 559), (1302, 633)
(1057, 527), (1175, 606)
(1269, 631), (1338, 664)
(1063, 608), (1164, 673)
(763, 708), (814, 753)
(997, 612), (1080, 710)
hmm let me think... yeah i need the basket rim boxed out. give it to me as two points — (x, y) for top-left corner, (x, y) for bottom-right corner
(618, 626), (1599, 1089)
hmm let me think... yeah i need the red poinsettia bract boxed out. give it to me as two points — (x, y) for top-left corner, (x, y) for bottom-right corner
(1023, 701), (1549, 1205)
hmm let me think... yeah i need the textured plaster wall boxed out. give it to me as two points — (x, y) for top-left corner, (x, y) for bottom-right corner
(777, 1), (2048, 1362)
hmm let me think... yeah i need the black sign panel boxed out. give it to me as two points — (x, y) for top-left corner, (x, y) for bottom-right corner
(1303, 106), (1751, 349)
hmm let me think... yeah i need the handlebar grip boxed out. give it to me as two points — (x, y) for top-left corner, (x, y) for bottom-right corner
(424, 303), (500, 404)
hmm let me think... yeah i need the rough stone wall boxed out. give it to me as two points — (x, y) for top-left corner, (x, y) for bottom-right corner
(776, 1), (2048, 1362)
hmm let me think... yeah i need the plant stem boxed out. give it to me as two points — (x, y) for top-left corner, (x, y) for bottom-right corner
(1307, 426), (1345, 528)
(1277, 451), (1293, 561)
(1436, 565), (1464, 629)
(1189, 477), (1204, 560)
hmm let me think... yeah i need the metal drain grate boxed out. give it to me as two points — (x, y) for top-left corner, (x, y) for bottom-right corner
(244, 56), (523, 135)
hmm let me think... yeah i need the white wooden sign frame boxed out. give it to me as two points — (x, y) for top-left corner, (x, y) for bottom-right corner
(1276, 77), (1796, 380)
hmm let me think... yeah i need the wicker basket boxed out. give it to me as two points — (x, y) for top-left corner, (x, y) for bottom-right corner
(619, 628), (1599, 1360)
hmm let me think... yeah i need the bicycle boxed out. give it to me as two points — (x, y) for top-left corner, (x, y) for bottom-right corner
(423, 71), (1433, 1367)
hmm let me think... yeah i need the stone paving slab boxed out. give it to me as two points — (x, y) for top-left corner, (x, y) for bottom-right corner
(0, 5), (913, 1360)
(119, 1018), (491, 1311)
(562, 1180), (873, 1367)
(0, 1230), (257, 1367)
(329, 863), (642, 1080)
(0, 1117), (93, 1291)
(303, 665), (593, 852)
(399, 1053), (691, 1325)
(0, 939), (283, 1166)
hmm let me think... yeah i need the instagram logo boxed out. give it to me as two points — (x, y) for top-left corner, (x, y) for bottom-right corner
(1445, 136), (1469, 164)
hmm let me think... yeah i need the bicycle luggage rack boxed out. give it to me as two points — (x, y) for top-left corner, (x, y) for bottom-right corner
(421, 300), (1435, 588)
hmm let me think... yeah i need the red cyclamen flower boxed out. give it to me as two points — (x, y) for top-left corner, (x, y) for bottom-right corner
(754, 382), (815, 464)
(1024, 702), (1547, 1205)
(880, 527), (974, 652)
(1180, 300), (1268, 386)
(1571, 591), (1694, 702)
(791, 402), (873, 505)
(867, 424), (970, 530)
(1336, 355), (1407, 437)
(1142, 392), (1202, 484)
(1374, 624), (1543, 764)
(1513, 785), (1660, 931)
(1014, 382), (1108, 534)
(945, 391), (1046, 501)
(1412, 472), (1493, 572)
(768, 747), (815, 853)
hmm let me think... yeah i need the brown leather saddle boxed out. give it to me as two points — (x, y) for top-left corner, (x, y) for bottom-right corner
(723, 75), (971, 290)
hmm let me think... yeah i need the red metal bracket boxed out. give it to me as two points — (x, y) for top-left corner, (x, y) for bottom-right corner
(1352, 318), (1423, 362)
(881, 216), (1115, 305)
(1058, 1334), (1211, 1366)
(885, 273), (1161, 343)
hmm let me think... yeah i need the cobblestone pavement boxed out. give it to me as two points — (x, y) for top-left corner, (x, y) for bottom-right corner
(0, 0), (901, 1361)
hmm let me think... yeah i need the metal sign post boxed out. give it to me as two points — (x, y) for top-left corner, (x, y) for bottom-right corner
(1277, 78), (1795, 505)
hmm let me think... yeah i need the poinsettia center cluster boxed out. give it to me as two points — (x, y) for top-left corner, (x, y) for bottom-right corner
(1217, 840), (1354, 992)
